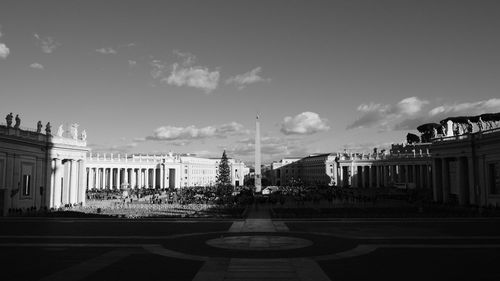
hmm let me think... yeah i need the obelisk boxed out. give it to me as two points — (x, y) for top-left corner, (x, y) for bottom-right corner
(255, 114), (262, 193)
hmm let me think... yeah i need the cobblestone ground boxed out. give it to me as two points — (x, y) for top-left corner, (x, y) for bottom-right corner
(1, 204), (500, 280)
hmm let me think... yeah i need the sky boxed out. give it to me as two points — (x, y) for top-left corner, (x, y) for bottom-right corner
(1, 0), (500, 165)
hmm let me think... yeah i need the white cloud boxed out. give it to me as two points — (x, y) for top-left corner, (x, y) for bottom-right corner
(281, 112), (330, 135)
(128, 60), (137, 66)
(0, 43), (9, 59)
(165, 63), (220, 93)
(96, 47), (117, 54)
(349, 96), (500, 131)
(150, 60), (166, 79)
(347, 96), (428, 130)
(146, 122), (244, 141)
(89, 142), (138, 154)
(226, 67), (270, 89)
(173, 50), (196, 66)
(429, 98), (500, 117)
(29, 62), (44, 70)
(224, 136), (309, 162)
(149, 51), (220, 93)
(34, 33), (59, 54)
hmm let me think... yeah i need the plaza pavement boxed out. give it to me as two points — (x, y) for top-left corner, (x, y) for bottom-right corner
(1, 205), (500, 280)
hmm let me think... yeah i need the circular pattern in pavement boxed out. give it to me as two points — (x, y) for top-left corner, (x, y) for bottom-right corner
(206, 235), (313, 251)
(160, 231), (359, 259)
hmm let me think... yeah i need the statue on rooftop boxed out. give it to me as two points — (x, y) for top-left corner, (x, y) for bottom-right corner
(477, 117), (484, 131)
(57, 125), (64, 137)
(70, 123), (78, 140)
(466, 119), (474, 134)
(37, 121), (43, 133)
(80, 129), (87, 141)
(45, 122), (52, 135)
(14, 114), (20, 129)
(6, 113), (13, 128)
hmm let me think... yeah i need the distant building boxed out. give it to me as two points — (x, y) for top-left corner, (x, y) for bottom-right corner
(271, 126), (500, 207)
(271, 154), (337, 186)
(85, 153), (249, 190)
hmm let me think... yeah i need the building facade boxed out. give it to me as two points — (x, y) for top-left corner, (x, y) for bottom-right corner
(85, 153), (249, 190)
(431, 128), (500, 207)
(1, 119), (89, 215)
(271, 126), (500, 207)
(271, 154), (337, 186)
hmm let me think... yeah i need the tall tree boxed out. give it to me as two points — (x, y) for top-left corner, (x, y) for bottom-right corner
(216, 150), (232, 187)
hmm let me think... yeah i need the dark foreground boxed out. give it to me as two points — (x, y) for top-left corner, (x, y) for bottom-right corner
(1, 213), (500, 280)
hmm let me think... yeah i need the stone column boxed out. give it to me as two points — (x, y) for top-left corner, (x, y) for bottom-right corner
(131, 169), (137, 189)
(50, 159), (56, 207)
(138, 169), (143, 189)
(152, 168), (156, 189)
(368, 166), (373, 188)
(432, 159), (443, 202)
(426, 164), (432, 191)
(418, 165), (423, 189)
(125, 168), (130, 186)
(145, 169), (149, 188)
(70, 160), (78, 204)
(442, 158), (450, 203)
(109, 168), (114, 190)
(78, 160), (86, 204)
(95, 168), (100, 189)
(392, 165), (397, 183)
(375, 166), (380, 188)
(412, 165), (417, 186)
(383, 165), (389, 187)
(467, 157), (476, 205)
(398, 165), (403, 183)
(339, 166), (344, 187)
(88, 168), (92, 189)
(160, 165), (165, 189)
(457, 157), (469, 205)
(53, 158), (63, 208)
(115, 168), (120, 190)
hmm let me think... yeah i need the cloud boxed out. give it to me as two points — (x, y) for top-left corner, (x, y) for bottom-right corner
(146, 122), (245, 141)
(34, 33), (59, 54)
(29, 62), (44, 70)
(150, 60), (166, 79)
(88, 142), (138, 154)
(173, 50), (196, 66)
(340, 141), (393, 153)
(150, 51), (220, 93)
(347, 96), (428, 130)
(128, 60), (137, 66)
(226, 67), (270, 89)
(165, 63), (220, 93)
(96, 47), (117, 54)
(428, 98), (500, 117)
(280, 112), (330, 135)
(349, 97), (500, 131)
(224, 136), (309, 162)
(0, 43), (9, 59)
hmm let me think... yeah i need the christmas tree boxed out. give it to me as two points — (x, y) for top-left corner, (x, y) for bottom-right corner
(216, 150), (232, 187)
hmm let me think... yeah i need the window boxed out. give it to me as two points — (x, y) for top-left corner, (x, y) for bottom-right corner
(489, 163), (500, 195)
(22, 175), (31, 196)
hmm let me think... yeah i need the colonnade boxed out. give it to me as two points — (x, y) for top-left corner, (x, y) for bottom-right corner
(86, 166), (167, 190)
(49, 158), (86, 208)
(432, 157), (473, 205)
(338, 162), (432, 189)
